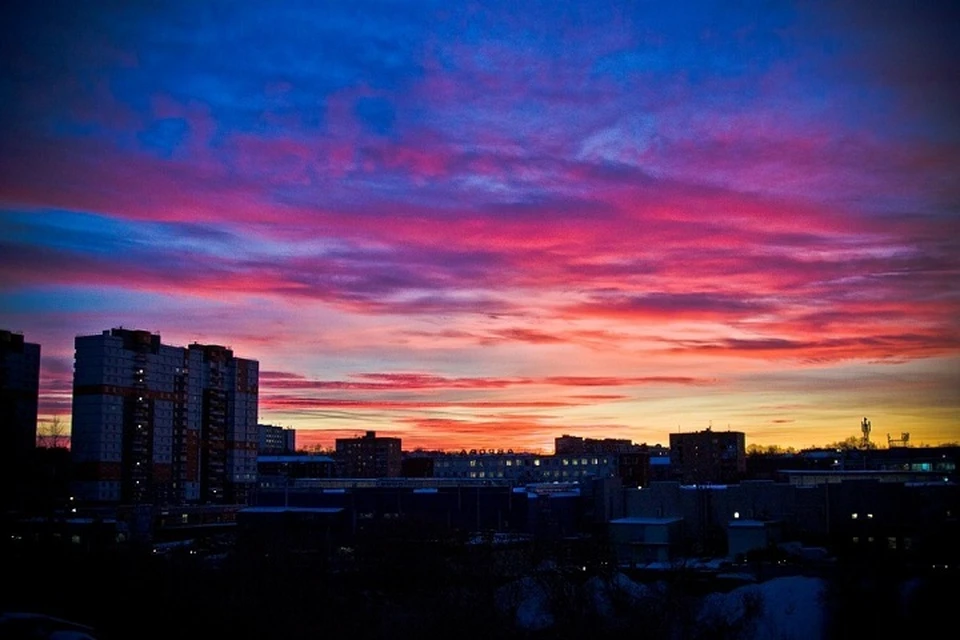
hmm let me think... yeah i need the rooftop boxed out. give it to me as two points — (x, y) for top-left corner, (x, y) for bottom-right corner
(610, 517), (683, 526)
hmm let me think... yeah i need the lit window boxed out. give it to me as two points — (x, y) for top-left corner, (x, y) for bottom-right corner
(851, 513), (858, 519)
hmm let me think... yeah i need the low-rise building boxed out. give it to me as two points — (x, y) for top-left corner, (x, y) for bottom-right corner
(669, 428), (746, 484)
(258, 424), (296, 454)
(335, 431), (401, 478)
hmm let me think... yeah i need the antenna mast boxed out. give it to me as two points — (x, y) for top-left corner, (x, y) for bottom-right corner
(860, 417), (871, 449)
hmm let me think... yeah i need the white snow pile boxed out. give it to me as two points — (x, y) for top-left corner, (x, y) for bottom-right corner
(583, 572), (656, 620)
(696, 575), (828, 640)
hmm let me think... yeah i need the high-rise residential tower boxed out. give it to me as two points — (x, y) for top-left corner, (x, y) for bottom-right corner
(71, 328), (258, 505)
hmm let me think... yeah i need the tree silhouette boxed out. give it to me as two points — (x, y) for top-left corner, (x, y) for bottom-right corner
(37, 415), (68, 449)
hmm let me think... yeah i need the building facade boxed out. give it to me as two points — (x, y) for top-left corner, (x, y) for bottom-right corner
(669, 428), (746, 484)
(256, 454), (335, 490)
(71, 328), (258, 505)
(335, 431), (401, 478)
(259, 424), (296, 454)
(1, 330), (41, 510)
(555, 434), (637, 455)
(0, 330), (40, 455)
(432, 451), (619, 483)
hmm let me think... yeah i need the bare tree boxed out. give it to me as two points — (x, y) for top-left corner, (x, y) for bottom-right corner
(37, 415), (68, 449)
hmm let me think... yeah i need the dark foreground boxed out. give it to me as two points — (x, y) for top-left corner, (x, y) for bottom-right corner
(2, 534), (953, 640)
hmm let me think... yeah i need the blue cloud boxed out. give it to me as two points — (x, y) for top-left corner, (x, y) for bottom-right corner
(354, 96), (396, 136)
(138, 117), (189, 157)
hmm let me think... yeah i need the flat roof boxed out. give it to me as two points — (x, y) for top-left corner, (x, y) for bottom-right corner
(680, 484), (729, 490)
(610, 517), (683, 525)
(728, 519), (780, 528)
(529, 490), (579, 498)
(780, 469), (942, 475)
(238, 506), (344, 514)
(258, 455), (335, 463)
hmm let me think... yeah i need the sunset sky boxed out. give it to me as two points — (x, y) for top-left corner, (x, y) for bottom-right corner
(2, 1), (958, 452)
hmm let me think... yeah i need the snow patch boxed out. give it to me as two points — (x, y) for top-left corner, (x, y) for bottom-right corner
(697, 576), (827, 640)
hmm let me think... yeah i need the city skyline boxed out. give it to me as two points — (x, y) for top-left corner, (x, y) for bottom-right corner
(2, 1), (959, 452)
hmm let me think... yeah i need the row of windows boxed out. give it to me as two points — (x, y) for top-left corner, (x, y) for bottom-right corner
(437, 469), (602, 479)
(438, 457), (610, 469)
(851, 536), (912, 550)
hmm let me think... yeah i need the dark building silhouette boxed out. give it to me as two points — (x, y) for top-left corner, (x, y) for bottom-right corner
(621, 476), (959, 566)
(617, 450), (651, 488)
(401, 453), (435, 478)
(258, 423), (296, 454)
(335, 430), (401, 477)
(745, 445), (960, 483)
(257, 454), (335, 490)
(251, 477), (585, 542)
(71, 328), (258, 505)
(0, 330), (40, 454)
(669, 428), (746, 484)
(555, 434), (637, 455)
(1, 330), (41, 511)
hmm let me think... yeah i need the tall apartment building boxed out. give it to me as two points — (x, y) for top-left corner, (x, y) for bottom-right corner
(669, 428), (746, 484)
(1, 330), (41, 510)
(335, 430), (401, 478)
(71, 328), (258, 505)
